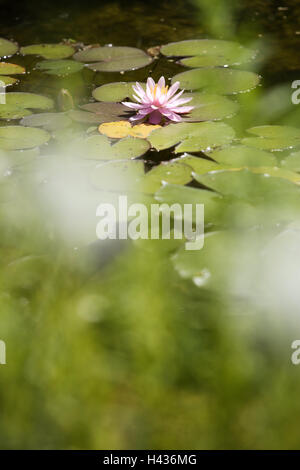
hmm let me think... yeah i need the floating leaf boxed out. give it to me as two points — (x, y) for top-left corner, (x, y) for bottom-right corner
(74, 134), (149, 160)
(172, 68), (260, 94)
(0, 105), (32, 120)
(161, 39), (256, 67)
(68, 110), (108, 124)
(173, 154), (220, 173)
(0, 38), (18, 58)
(0, 76), (18, 87)
(90, 160), (145, 191)
(182, 93), (238, 121)
(206, 145), (277, 167)
(242, 125), (300, 151)
(0, 63), (25, 75)
(36, 59), (84, 76)
(281, 151), (300, 172)
(20, 113), (72, 131)
(93, 82), (138, 102)
(155, 183), (223, 225)
(99, 121), (161, 139)
(0, 92), (54, 120)
(0, 126), (50, 150)
(174, 122), (235, 153)
(142, 161), (193, 193)
(80, 102), (129, 123)
(0, 147), (39, 169)
(193, 168), (300, 201)
(20, 43), (74, 59)
(149, 122), (234, 151)
(4, 92), (54, 110)
(74, 46), (153, 72)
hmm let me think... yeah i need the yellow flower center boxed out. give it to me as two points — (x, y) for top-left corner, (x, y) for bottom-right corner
(152, 84), (169, 98)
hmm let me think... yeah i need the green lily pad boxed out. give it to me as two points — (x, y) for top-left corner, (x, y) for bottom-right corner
(0, 147), (39, 168)
(0, 105), (32, 120)
(182, 93), (239, 121)
(74, 135), (150, 160)
(0, 92), (54, 120)
(148, 122), (235, 152)
(142, 161), (193, 193)
(80, 102), (129, 122)
(172, 68), (260, 94)
(4, 92), (54, 110)
(20, 113), (72, 131)
(242, 125), (300, 151)
(0, 126), (50, 150)
(36, 59), (84, 76)
(175, 122), (235, 153)
(0, 76), (18, 87)
(90, 159), (145, 191)
(0, 63), (25, 75)
(173, 154), (221, 173)
(20, 43), (75, 59)
(161, 39), (256, 67)
(68, 110), (107, 124)
(193, 168), (300, 200)
(92, 82), (144, 102)
(155, 183), (223, 225)
(74, 46), (153, 72)
(0, 38), (18, 58)
(206, 145), (277, 167)
(281, 151), (300, 172)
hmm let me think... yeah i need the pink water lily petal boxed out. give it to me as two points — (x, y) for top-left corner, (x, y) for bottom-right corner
(170, 105), (194, 114)
(168, 97), (193, 107)
(122, 101), (143, 110)
(166, 81), (180, 100)
(123, 76), (194, 125)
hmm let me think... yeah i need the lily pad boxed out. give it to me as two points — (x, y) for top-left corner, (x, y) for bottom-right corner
(0, 63), (25, 75)
(0, 105), (32, 120)
(148, 122), (235, 152)
(4, 92), (54, 110)
(74, 46), (153, 72)
(281, 151), (300, 172)
(193, 168), (300, 200)
(90, 160), (145, 191)
(182, 93), (239, 121)
(0, 76), (18, 87)
(36, 59), (84, 76)
(173, 154), (221, 173)
(99, 121), (161, 139)
(80, 102), (129, 123)
(161, 39), (256, 67)
(155, 183), (223, 225)
(0, 38), (18, 58)
(0, 126), (50, 150)
(0, 147), (39, 168)
(0, 92), (54, 120)
(20, 44), (75, 59)
(92, 82), (144, 102)
(68, 110), (110, 124)
(206, 145), (277, 167)
(242, 125), (300, 151)
(172, 68), (260, 94)
(74, 134), (150, 160)
(20, 113), (72, 131)
(142, 161), (193, 193)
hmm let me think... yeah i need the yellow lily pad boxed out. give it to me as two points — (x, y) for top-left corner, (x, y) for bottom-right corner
(0, 62), (25, 75)
(98, 121), (161, 139)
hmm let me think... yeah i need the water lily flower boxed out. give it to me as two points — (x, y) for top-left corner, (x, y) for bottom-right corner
(122, 76), (194, 124)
